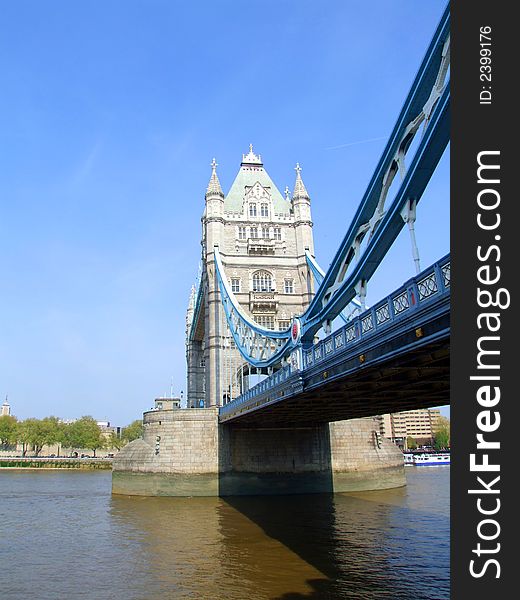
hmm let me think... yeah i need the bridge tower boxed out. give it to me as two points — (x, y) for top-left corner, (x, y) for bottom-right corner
(186, 147), (316, 408)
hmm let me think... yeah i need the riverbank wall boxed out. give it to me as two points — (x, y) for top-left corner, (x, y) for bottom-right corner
(112, 408), (405, 496)
(0, 458), (113, 470)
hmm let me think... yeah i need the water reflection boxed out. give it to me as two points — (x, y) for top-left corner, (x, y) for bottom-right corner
(110, 469), (449, 599)
(1, 469), (449, 599)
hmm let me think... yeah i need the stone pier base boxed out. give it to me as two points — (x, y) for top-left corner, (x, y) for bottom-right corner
(112, 408), (405, 497)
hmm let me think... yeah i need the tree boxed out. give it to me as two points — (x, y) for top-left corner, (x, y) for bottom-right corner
(107, 431), (126, 451)
(66, 416), (105, 457)
(434, 416), (450, 450)
(15, 418), (60, 456)
(407, 436), (417, 450)
(16, 420), (32, 456)
(0, 415), (18, 446)
(122, 420), (143, 442)
(53, 419), (68, 456)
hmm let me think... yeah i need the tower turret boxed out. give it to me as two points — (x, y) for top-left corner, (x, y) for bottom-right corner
(292, 162), (314, 255)
(204, 158), (225, 255)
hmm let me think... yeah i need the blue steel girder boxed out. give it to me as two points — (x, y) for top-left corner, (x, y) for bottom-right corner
(301, 85), (449, 341)
(301, 5), (450, 338)
(188, 281), (205, 342)
(305, 250), (362, 324)
(219, 254), (450, 423)
(211, 3), (449, 367)
(214, 248), (293, 368)
(214, 248), (360, 369)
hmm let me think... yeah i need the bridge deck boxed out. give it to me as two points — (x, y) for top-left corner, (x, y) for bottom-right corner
(220, 257), (450, 426)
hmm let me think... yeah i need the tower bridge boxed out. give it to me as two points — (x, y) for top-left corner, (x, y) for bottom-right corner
(219, 254), (449, 426)
(112, 4), (450, 497)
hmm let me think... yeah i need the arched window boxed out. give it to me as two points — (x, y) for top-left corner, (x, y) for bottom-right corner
(260, 203), (269, 217)
(250, 226), (258, 239)
(252, 270), (273, 292)
(249, 203), (257, 217)
(261, 226), (269, 238)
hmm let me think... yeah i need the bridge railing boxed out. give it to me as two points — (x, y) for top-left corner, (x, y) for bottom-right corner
(303, 255), (450, 369)
(220, 362), (294, 416)
(219, 254), (450, 418)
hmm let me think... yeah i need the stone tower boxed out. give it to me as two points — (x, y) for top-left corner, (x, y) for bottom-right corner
(186, 146), (316, 408)
(113, 148), (405, 496)
(1, 396), (10, 416)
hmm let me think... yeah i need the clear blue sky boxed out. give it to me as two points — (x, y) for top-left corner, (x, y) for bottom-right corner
(0, 0), (449, 424)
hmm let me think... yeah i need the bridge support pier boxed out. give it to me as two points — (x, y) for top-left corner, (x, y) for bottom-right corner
(112, 408), (405, 497)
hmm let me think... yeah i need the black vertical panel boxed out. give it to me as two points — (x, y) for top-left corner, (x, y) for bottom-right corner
(451, 1), (516, 597)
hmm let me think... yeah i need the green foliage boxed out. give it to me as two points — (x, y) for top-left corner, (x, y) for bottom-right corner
(407, 436), (418, 450)
(64, 416), (105, 456)
(434, 416), (450, 450)
(122, 420), (143, 442)
(4, 413), (143, 456)
(107, 431), (126, 451)
(15, 420), (32, 456)
(0, 415), (18, 446)
(15, 417), (61, 456)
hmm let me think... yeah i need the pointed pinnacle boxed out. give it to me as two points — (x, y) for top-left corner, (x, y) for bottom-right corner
(206, 157), (223, 196)
(292, 162), (310, 200)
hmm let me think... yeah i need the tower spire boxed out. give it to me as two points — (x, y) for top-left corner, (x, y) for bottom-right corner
(292, 162), (310, 200)
(206, 158), (223, 197)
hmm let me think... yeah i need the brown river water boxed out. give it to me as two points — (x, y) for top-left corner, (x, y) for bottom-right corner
(0, 468), (449, 599)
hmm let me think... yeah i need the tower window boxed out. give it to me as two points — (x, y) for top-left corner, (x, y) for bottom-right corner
(274, 227), (282, 240)
(278, 320), (290, 330)
(260, 203), (269, 217)
(249, 203), (257, 217)
(238, 226), (246, 240)
(284, 279), (294, 294)
(231, 278), (241, 293)
(255, 315), (275, 330)
(252, 271), (273, 292)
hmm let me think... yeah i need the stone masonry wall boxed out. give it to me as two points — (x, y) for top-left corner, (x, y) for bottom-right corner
(224, 425), (331, 473)
(113, 408), (219, 475)
(113, 409), (405, 496)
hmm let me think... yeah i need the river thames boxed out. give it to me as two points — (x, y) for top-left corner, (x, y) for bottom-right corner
(0, 467), (449, 599)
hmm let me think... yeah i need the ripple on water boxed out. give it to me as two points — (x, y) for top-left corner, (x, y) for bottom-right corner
(0, 468), (449, 599)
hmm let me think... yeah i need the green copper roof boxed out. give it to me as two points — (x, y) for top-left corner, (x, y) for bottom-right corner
(224, 156), (291, 215)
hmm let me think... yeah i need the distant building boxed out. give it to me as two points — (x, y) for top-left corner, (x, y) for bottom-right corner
(97, 421), (122, 441)
(378, 408), (441, 449)
(1, 398), (10, 416)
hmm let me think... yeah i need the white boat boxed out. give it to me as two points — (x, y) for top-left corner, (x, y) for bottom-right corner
(403, 452), (415, 466)
(413, 452), (450, 466)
